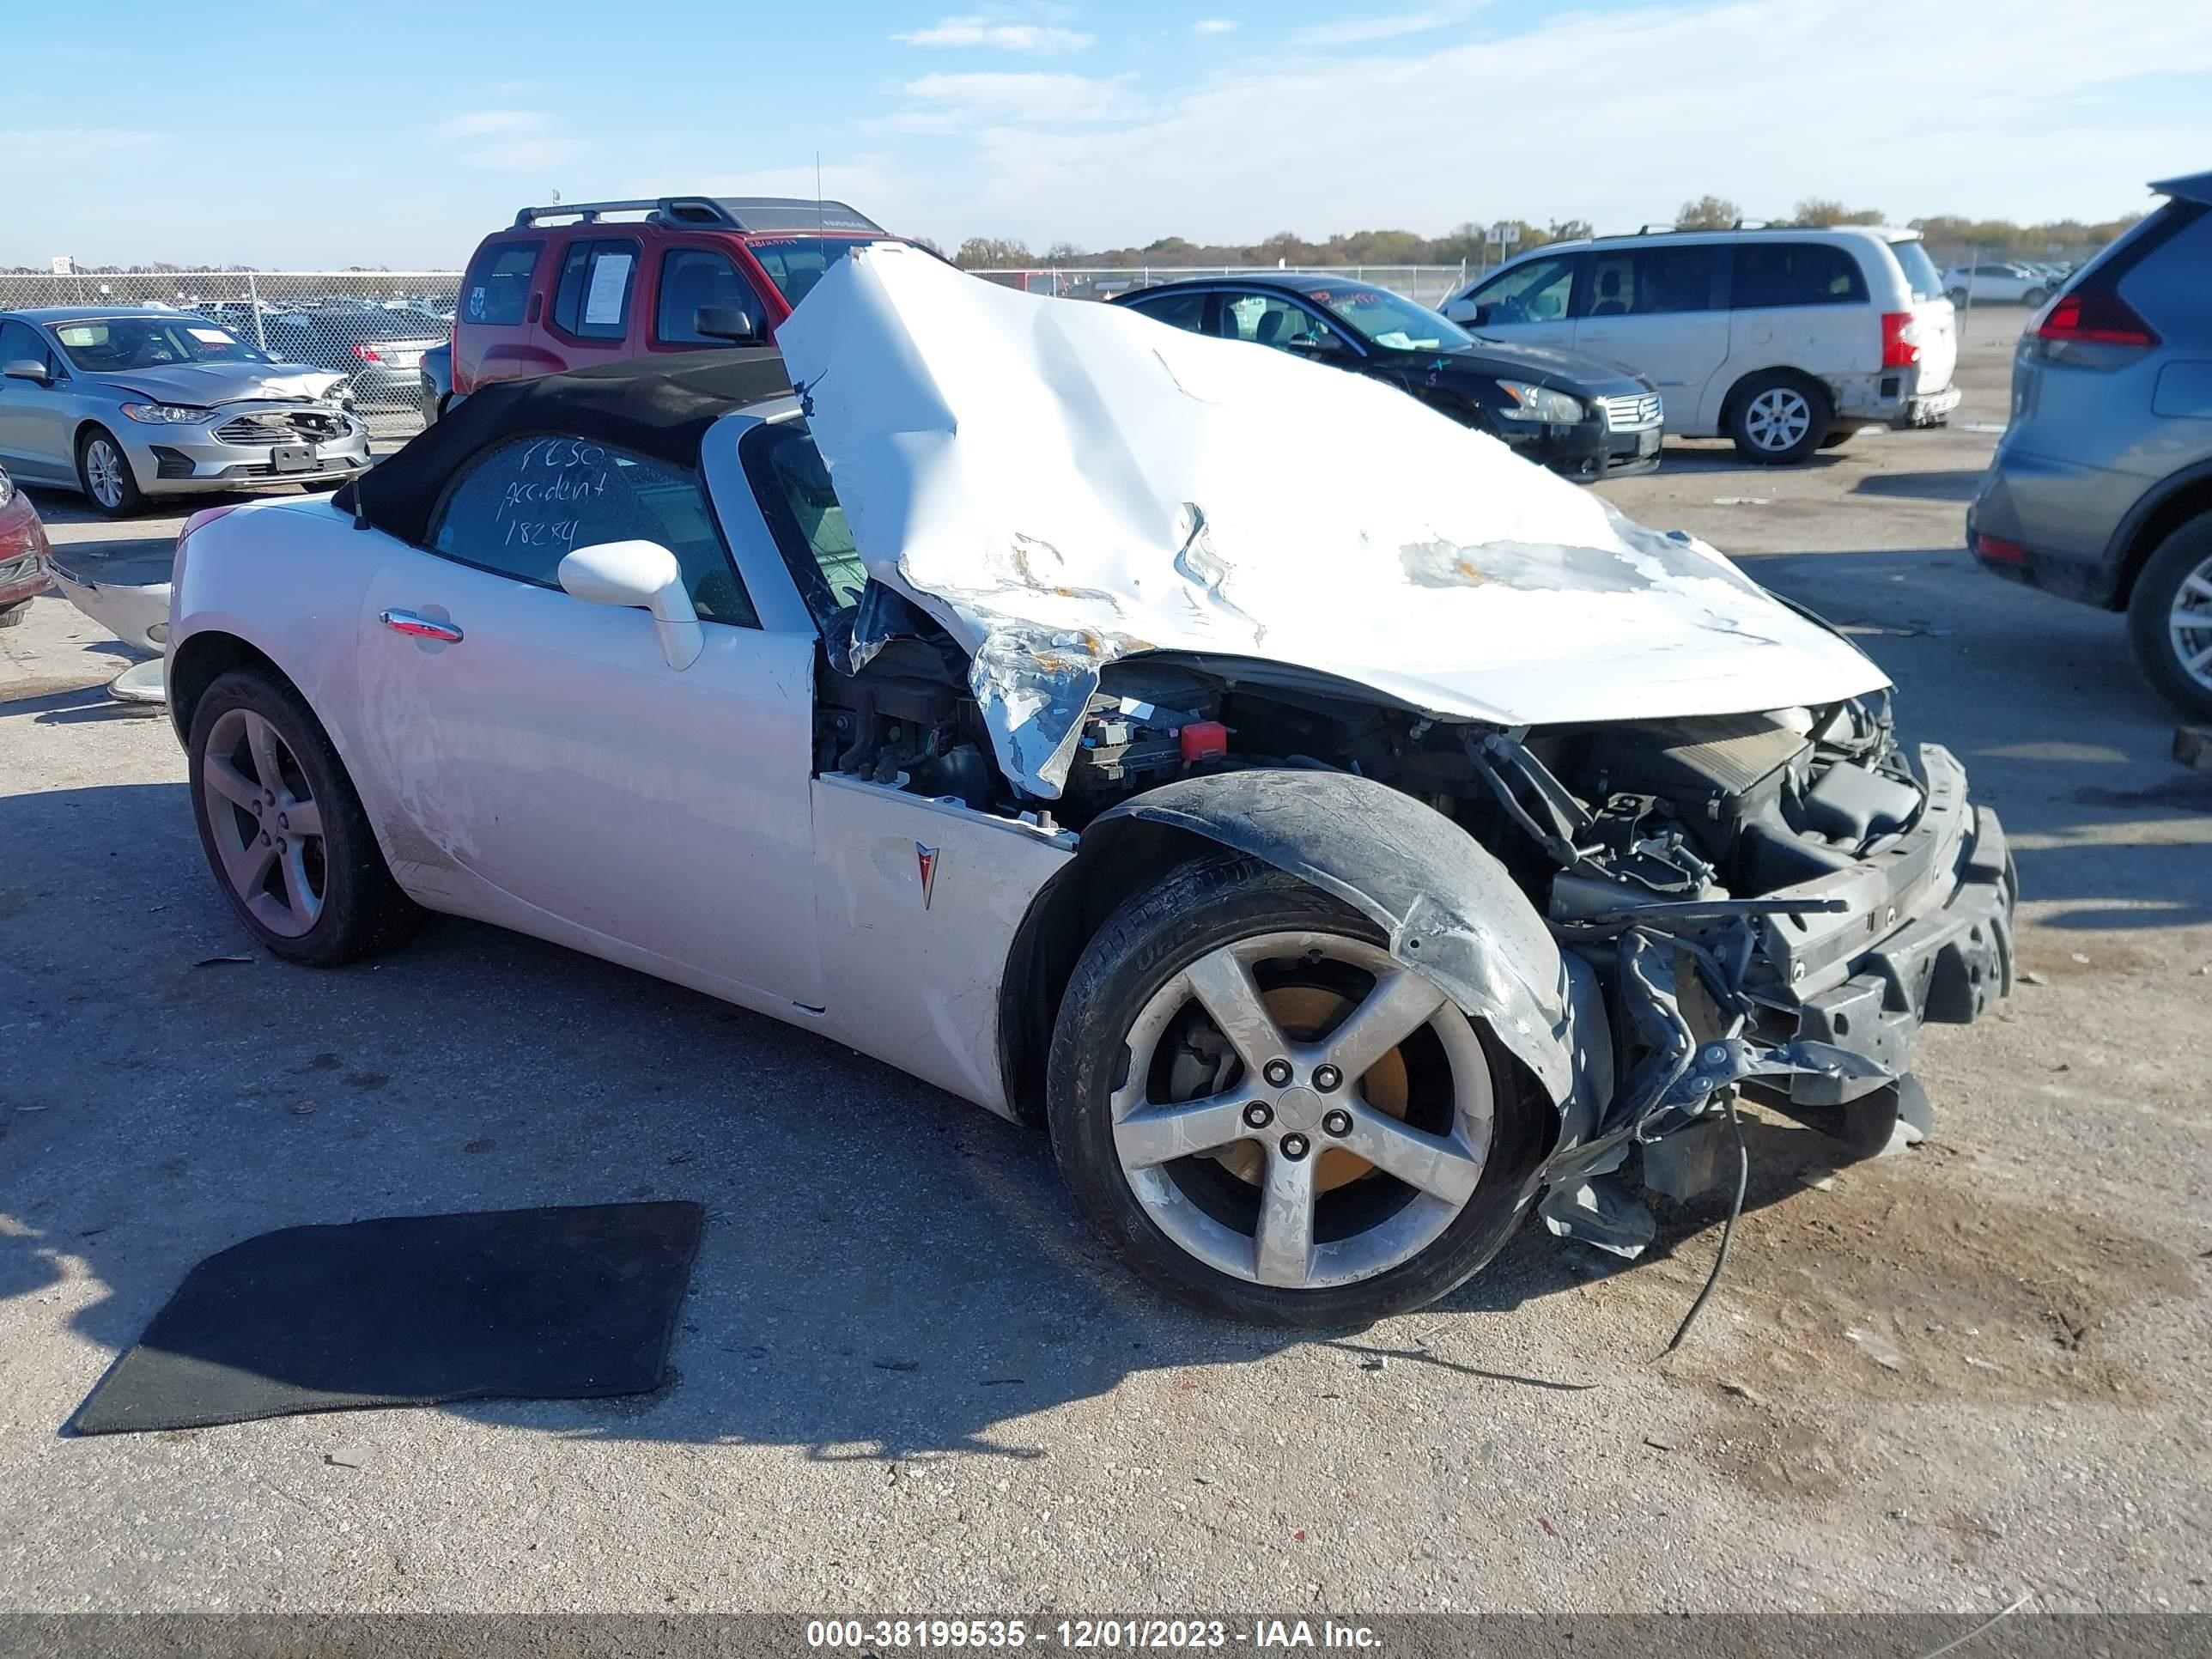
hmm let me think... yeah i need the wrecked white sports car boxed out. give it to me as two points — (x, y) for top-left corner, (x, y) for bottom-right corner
(166, 246), (2014, 1326)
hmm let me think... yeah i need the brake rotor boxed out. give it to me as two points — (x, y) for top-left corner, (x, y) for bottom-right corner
(1212, 984), (1410, 1193)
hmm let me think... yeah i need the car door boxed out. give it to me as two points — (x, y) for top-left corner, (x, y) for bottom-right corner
(1571, 241), (1729, 411)
(352, 431), (825, 1006)
(0, 319), (76, 483)
(647, 242), (774, 354)
(532, 235), (644, 374)
(1727, 240), (1870, 410)
(1212, 289), (1363, 369)
(1440, 252), (1583, 348)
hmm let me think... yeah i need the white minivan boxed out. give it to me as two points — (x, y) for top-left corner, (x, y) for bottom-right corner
(1441, 227), (1959, 464)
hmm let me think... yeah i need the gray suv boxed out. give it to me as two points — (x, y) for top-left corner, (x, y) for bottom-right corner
(1967, 171), (2212, 717)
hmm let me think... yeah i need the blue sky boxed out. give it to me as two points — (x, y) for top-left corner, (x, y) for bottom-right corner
(4, 0), (2209, 269)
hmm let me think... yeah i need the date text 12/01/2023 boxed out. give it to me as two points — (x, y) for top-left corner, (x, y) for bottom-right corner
(805, 1619), (1382, 1650)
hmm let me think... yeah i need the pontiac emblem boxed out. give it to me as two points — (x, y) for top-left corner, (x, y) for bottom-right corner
(915, 842), (939, 908)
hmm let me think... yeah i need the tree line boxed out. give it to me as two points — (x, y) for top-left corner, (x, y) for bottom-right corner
(8, 199), (2148, 276)
(953, 197), (2148, 270)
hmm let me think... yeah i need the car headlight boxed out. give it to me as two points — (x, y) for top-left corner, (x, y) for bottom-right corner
(119, 402), (210, 424)
(1493, 380), (1584, 422)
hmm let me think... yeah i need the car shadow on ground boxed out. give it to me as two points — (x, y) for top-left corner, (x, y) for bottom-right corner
(1849, 470), (1984, 502)
(1651, 444), (1845, 477)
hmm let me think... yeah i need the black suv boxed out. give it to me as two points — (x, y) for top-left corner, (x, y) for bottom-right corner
(1111, 273), (1663, 481)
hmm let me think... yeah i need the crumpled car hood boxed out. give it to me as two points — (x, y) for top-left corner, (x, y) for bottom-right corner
(94, 361), (345, 408)
(776, 245), (1889, 799)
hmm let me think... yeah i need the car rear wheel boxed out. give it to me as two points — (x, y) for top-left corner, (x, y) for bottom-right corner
(1047, 854), (1542, 1328)
(187, 667), (424, 965)
(1728, 372), (1831, 465)
(2023, 286), (2049, 307)
(76, 426), (146, 517)
(2127, 515), (2212, 721)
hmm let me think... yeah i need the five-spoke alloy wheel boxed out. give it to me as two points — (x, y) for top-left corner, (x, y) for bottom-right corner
(187, 668), (422, 965)
(1048, 854), (1541, 1326)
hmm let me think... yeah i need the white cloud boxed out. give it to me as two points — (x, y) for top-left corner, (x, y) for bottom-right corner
(894, 15), (1095, 52)
(895, 71), (1142, 129)
(1194, 18), (1237, 33)
(434, 110), (582, 172)
(902, 0), (2212, 248)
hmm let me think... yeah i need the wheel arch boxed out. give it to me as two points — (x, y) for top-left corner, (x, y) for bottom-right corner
(72, 416), (122, 469)
(2108, 465), (2212, 611)
(999, 770), (1583, 1133)
(167, 629), (297, 750)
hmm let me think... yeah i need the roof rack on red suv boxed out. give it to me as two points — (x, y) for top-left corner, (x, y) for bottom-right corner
(509, 197), (885, 235)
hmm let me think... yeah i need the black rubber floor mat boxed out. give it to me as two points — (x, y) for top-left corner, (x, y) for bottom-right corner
(70, 1201), (702, 1435)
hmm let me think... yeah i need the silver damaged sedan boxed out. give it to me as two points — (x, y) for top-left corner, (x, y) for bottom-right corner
(0, 307), (371, 515)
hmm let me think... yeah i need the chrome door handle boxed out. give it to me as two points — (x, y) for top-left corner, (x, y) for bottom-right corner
(380, 609), (463, 643)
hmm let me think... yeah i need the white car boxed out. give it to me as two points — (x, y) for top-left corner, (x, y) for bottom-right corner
(1940, 263), (2056, 307)
(164, 246), (2016, 1327)
(1442, 226), (1960, 464)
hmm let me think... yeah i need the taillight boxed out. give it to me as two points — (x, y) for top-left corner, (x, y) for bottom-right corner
(1972, 532), (2027, 567)
(350, 342), (384, 362)
(1881, 312), (1921, 368)
(2037, 292), (2158, 349)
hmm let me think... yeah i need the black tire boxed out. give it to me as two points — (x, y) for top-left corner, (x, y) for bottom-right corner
(0, 599), (27, 629)
(187, 667), (424, 966)
(1726, 370), (1832, 465)
(2023, 286), (2049, 307)
(1046, 853), (1547, 1328)
(76, 425), (147, 517)
(2126, 514), (2212, 720)
(1946, 287), (1969, 306)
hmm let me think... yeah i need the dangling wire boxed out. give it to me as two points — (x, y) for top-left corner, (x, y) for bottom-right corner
(1663, 1085), (1747, 1355)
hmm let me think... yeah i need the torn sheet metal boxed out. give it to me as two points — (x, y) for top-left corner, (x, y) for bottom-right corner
(776, 245), (1891, 799)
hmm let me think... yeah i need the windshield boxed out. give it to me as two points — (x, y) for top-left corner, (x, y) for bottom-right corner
(1887, 237), (1943, 303)
(50, 316), (269, 372)
(1304, 283), (1474, 351)
(747, 237), (923, 307)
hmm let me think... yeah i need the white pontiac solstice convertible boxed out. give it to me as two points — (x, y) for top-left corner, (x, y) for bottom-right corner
(165, 247), (2014, 1326)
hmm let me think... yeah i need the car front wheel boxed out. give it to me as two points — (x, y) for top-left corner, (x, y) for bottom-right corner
(1048, 854), (1543, 1327)
(2127, 514), (2212, 721)
(76, 426), (146, 516)
(187, 667), (423, 965)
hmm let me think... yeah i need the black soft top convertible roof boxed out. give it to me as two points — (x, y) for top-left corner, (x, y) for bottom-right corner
(337, 349), (793, 547)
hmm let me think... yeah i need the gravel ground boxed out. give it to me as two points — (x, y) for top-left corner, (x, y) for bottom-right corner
(0, 307), (2206, 1617)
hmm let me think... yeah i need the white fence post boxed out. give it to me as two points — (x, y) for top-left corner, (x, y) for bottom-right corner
(246, 272), (269, 354)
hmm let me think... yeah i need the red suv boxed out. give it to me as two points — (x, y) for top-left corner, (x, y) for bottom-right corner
(451, 196), (908, 397)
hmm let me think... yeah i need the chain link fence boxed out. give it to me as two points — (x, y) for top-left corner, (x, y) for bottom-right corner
(0, 271), (459, 438)
(975, 264), (1472, 307)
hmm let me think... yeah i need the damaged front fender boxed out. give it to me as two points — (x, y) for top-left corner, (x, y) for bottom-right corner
(1090, 769), (1582, 1108)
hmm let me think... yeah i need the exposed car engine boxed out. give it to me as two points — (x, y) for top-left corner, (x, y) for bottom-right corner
(816, 592), (1929, 930)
